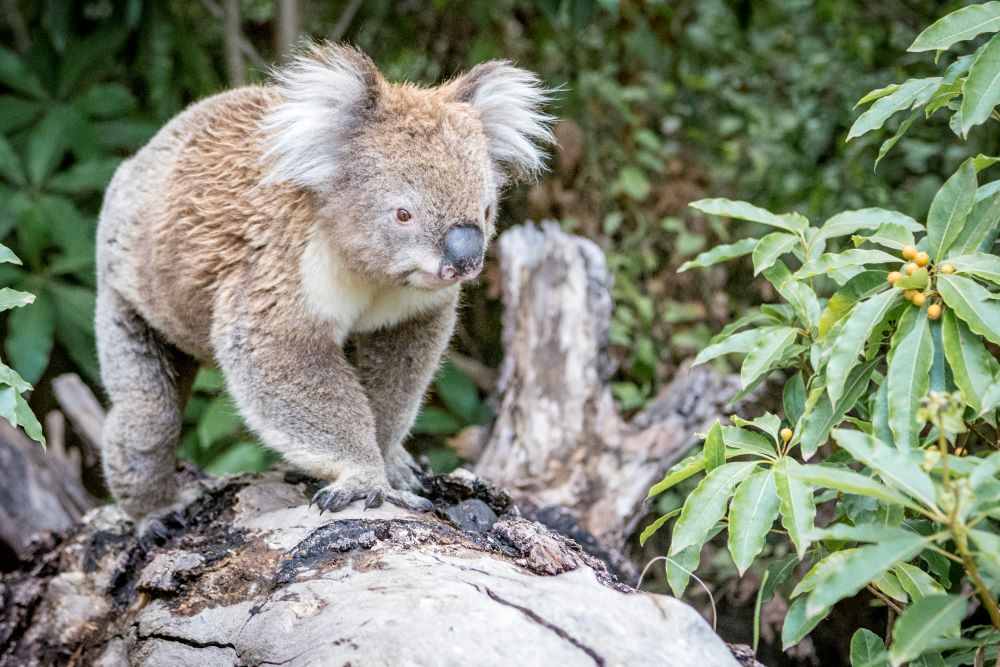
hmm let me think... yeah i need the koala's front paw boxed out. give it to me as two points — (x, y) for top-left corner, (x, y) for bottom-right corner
(310, 474), (435, 514)
(384, 446), (425, 494)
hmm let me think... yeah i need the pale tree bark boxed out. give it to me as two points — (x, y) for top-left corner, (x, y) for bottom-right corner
(223, 0), (246, 85)
(477, 222), (744, 554)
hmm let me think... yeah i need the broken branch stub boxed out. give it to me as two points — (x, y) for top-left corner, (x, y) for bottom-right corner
(477, 222), (742, 549)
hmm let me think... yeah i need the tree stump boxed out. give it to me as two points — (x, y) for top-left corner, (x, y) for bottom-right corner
(478, 222), (742, 552)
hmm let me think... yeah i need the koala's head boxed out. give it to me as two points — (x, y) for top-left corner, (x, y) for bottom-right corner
(260, 44), (554, 289)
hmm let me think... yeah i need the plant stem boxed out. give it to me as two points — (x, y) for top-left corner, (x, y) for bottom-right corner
(955, 531), (1000, 630)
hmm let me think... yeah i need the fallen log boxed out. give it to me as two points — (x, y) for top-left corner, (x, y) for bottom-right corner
(0, 468), (740, 666)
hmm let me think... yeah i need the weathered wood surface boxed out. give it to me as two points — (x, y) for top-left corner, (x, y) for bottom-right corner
(477, 222), (743, 551)
(0, 468), (739, 666)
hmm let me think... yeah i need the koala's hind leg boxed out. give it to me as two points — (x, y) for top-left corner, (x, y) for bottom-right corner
(355, 300), (457, 491)
(97, 289), (198, 520)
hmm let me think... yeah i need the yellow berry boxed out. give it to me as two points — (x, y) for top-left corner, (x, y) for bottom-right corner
(928, 303), (942, 320)
(912, 292), (927, 306)
(940, 264), (955, 274)
(902, 245), (917, 260)
(904, 290), (916, 301)
(780, 428), (793, 443)
(915, 251), (930, 267)
(888, 271), (902, 284)
(905, 262), (919, 275)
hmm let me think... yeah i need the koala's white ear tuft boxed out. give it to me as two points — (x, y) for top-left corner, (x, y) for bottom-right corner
(260, 43), (381, 189)
(447, 62), (556, 183)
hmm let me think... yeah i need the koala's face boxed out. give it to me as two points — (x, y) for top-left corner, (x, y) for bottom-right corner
(261, 45), (553, 290)
(330, 95), (500, 289)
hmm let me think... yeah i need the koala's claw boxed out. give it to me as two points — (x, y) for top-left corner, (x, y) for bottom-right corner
(385, 490), (436, 513)
(310, 482), (434, 514)
(364, 488), (385, 509)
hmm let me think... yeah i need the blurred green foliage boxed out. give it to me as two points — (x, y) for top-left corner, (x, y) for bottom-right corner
(0, 0), (978, 475)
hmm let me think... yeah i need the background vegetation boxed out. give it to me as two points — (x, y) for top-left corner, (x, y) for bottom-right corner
(1, 1), (995, 665)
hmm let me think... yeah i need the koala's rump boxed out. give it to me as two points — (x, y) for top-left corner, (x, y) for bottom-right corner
(97, 87), (313, 364)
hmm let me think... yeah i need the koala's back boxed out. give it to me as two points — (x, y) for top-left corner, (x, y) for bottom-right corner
(97, 87), (314, 362)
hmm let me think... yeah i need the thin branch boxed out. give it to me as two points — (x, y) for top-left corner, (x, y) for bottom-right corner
(273, 0), (301, 63)
(198, 0), (268, 71)
(223, 0), (247, 85)
(330, 0), (362, 43)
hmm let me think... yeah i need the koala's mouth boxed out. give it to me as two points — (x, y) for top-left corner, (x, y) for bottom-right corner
(406, 266), (482, 290)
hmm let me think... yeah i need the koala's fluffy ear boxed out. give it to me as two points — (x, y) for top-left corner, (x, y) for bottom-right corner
(446, 62), (555, 183)
(260, 43), (382, 189)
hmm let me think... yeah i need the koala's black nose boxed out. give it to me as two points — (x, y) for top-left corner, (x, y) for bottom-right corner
(440, 225), (484, 281)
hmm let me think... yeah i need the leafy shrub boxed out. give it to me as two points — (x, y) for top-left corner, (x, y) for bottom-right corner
(646, 4), (1000, 665)
(0, 242), (42, 444)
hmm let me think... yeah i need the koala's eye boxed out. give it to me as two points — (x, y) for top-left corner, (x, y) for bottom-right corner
(395, 208), (412, 223)
(484, 205), (492, 219)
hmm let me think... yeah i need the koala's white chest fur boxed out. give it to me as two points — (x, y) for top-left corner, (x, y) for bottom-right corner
(300, 234), (457, 344)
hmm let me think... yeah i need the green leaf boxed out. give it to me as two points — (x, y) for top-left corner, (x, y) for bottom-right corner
(5, 296), (54, 385)
(0, 243), (21, 265)
(894, 267), (930, 290)
(639, 508), (681, 547)
(832, 429), (938, 509)
(677, 238), (759, 272)
(888, 595), (966, 666)
(728, 466), (780, 575)
(764, 262), (821, 328)
(950, 192), (1000, 256)
(0, 360), (32, 393)
(616, 166), (650, 200)
(819, 272), (890, 339)
(910, 1), (1000, 51)
(775, 458), (816, 559)
(941, 309), (995, 414)
(887, 305), (934, 449)
(670, 461), (758, 555)
(752, 232), (799, 276)
(46, 158), (120, 194)
(927, 159), (976, 261)
(787, 463), (922, 512)
(851, 628), (889, 667)
(826, 289), (901, 403)
(741, 327), (798, 388)
(795, 249), (901, 279)
(26, 106), (78, 186)
(197, 395), (243, 447)
(815, 209), (923, 246)
(412, 406), (462, 435)
(799, 359), (877, 459)
(693, 326), (775, 365)
(848, 78), (941, 140)
(944, 252), (1000, 284)
(0, 95), (44, 134)
(434, 363), (480, 425)
(0, 47), (48, 99)
(647, 455), (705, 499)
(857, 83), (900, 107)
(937, 273), (1000, 346)
(690, 198), (807, 232)
(76, 82), (136, 118)
(783, 372), (807, 426)
(721, 426), (777, 458)
(805, 534), (929, 617)
(874, 110), (920, 170)
(704, 420), (725, 472)
(0, 287), (35, 312)
(781, 596), (827, 649)
(893, 562), (946, 602)
(0, 135), (26, 186)
(853, 223), (916, 251)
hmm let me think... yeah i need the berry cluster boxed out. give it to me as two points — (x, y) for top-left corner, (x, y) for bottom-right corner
(886, 245), (952, 320)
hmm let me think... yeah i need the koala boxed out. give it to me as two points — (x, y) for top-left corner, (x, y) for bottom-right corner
(96, 44), (553, 521)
